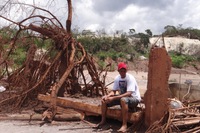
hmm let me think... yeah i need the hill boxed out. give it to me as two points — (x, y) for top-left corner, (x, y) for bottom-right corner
(149, 37), (200, 55)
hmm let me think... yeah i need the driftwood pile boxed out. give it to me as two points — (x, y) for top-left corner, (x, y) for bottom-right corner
(146, 100), (200, 133)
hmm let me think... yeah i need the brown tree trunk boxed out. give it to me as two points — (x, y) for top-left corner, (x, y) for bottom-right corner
(57, 52), (68, 97)
(144, 46), (172, 127)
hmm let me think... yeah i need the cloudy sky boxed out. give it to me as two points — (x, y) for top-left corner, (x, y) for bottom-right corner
(1, 0), (200, 35)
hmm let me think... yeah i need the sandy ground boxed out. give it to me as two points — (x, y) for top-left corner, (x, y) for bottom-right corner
(0, 70), (200, 133)
(0, 120), (108, 133)
(0, 114), (125, 133)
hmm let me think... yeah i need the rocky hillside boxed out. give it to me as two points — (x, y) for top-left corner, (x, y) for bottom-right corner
(149, 37), (200, 55)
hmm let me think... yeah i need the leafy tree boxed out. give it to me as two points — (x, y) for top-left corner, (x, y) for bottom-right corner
(163, 24), (200, 39)
(138, 33), (150, 48)
(128, 28), (136, 36)
(145, 29), (153, 37)
(163, 25), (177, 36)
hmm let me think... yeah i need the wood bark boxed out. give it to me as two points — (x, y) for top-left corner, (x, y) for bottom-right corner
(38, 94), (144, 123)
(144, 46), (172, 127)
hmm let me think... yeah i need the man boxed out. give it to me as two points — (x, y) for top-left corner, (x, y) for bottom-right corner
(95, 62), (141, 132)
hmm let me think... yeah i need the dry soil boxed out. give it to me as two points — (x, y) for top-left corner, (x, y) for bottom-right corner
(0, 65), (200, 133)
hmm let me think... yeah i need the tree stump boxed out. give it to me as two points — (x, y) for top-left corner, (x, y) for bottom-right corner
(144, 46), (172, 127)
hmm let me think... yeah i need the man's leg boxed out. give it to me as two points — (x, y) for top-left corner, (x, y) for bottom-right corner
(118, 98), (128, 132)
(95, 98), (120, 128)
(95, 100), (107, 128)
(99, 100), (107, 125)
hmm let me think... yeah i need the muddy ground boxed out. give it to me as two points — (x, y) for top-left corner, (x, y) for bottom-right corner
(0, 60), (200, 133)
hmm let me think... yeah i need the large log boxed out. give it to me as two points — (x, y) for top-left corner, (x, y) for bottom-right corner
(38, 94), (143, 123)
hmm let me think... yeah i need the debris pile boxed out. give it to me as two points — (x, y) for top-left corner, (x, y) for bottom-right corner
(144, 41), (200, 132)
(0, 0), (108, 112)
(146, 99), (200, 132)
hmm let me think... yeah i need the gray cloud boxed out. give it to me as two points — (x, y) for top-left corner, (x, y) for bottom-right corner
(91, 0), (133, 13)
(72, 0), (200, 35)
(1, 0), (200, 35)
(134, 0), (174, 9)
(91, 0), (174, 14)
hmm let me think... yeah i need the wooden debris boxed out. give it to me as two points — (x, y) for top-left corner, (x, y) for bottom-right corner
(146, 101), (200, 133)
(143, 44), (200, 132)
(0, 0), (109, 114)
(38, 94), (144, 123)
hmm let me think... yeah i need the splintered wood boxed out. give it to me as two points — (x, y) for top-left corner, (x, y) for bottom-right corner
(146, 101), (200, 133)
(144, 46), (172, 127)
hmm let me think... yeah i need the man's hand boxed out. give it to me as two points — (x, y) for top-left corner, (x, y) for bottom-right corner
(102, 95), (115, 103)
(102, 95), (108, 101)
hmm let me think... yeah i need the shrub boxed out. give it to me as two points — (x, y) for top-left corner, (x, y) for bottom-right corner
(11, 48), (26, 68)
(171, 55), (185, 68)
(97, 60), (106, 70)
(170, 52), (195, 68)
(96, 52), (108, 61)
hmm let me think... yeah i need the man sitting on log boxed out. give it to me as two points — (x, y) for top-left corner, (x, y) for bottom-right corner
(95, 62), (141, 132)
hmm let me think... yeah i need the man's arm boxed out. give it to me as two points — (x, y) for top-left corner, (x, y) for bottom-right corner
(112, 91), (132, 100)
(102, 90), (116, 101)
(103, 91), (132, 104)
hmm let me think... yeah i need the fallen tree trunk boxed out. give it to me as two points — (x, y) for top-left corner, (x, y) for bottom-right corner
(38, 94), (144, 123)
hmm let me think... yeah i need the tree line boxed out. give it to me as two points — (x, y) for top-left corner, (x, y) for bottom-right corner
(0, 25), (200, 70)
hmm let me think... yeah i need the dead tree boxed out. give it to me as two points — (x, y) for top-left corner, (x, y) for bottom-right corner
(0, 0), (108, 112)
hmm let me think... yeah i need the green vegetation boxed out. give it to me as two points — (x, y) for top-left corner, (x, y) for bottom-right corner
(11, 48), (26, 67)
(163, 25), (200, 39)
(170, 52), (196, 68)
(0, 27), (17, 41)
(0, 25), (200, 71)
(77, 36), (138, 61)
(0, 27), (54, 70)
(97, 60), (106, 70)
